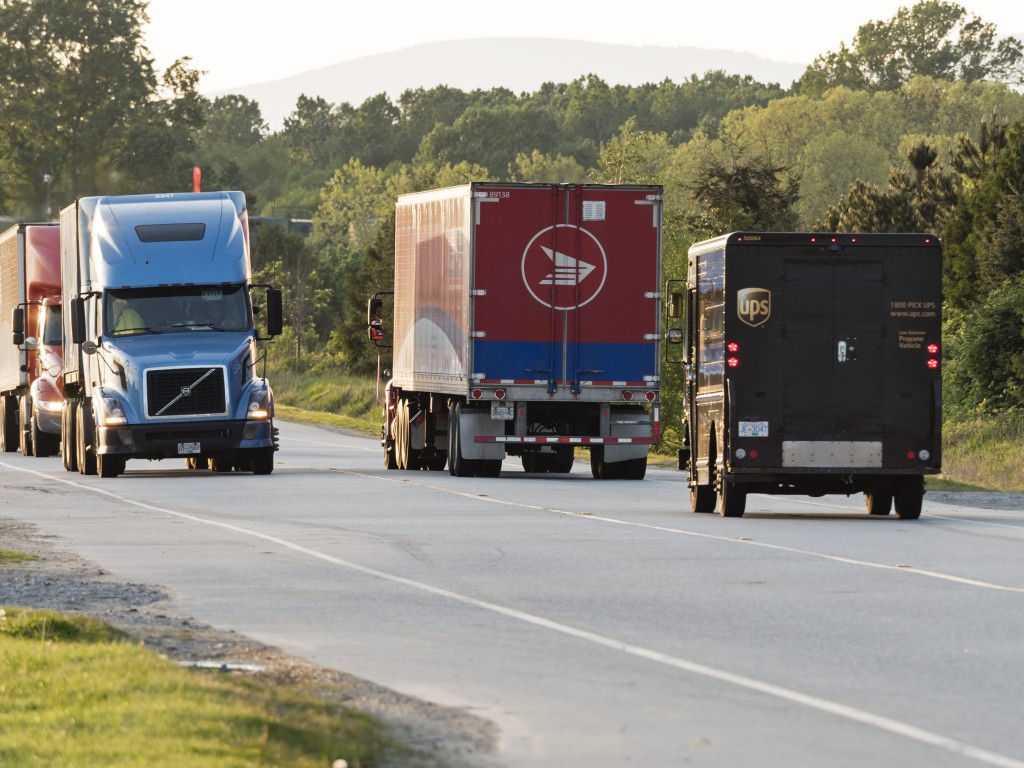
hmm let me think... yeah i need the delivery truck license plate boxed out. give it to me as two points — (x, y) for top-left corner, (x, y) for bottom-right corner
(178, 442), (201, 454)
(738, 422), (769, 437)
(491, 402), (514, 420)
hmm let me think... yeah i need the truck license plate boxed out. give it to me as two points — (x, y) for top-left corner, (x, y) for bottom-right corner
(491, 402), (514, 420)
(738, 421), (769, 437)
(178, 441), (201, 454)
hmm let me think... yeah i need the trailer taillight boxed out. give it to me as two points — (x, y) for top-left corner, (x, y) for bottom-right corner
(472, 389), (483, 399)
(495, 388), (506, 400)
(622, 390), (634, 401)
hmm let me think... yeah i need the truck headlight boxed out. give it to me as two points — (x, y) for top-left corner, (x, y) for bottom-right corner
(101, 396), (128, 426)
(36, 399), (64, 413)
(246, 388), (272, 421)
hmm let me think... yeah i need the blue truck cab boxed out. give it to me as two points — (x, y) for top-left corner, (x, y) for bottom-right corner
(60, 191), (283, 478)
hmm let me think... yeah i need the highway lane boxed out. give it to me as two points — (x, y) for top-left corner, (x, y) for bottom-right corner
(2, 419), (1024, 767)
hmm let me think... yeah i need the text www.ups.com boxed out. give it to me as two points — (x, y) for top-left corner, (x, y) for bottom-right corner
(890, 310), (938, 318)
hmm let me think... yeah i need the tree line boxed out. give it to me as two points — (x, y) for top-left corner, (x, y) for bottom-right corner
(3, 0), (1024, 427)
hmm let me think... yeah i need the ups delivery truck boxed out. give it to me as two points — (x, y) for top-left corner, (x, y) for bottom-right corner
(670, 232), (942, 519)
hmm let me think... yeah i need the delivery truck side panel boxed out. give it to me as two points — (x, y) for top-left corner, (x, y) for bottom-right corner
(381, 183), (662, 479)
(681, 232), (941, 518)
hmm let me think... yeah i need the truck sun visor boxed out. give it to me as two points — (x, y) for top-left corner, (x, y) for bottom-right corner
(135, 223), (206, 242)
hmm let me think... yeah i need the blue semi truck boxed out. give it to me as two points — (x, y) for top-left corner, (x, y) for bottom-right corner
(60, 191), (283, 477)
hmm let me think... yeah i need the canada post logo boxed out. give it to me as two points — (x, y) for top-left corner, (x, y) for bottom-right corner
(522, 224), (608, 310)
(738, 288), (771, 327)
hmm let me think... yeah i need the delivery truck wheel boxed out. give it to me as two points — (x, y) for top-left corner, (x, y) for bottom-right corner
(864, 491), (893, 516)
(62, 401), (77, 472)
(0, 395), (17, 453)
(76, 402), (97, 476)
(894, 477), (924, 520)
(18, 397), (33, 456)
(717, 477), (746, 517)
(249, 448), (274, 475)
(690, 482), (716, 513)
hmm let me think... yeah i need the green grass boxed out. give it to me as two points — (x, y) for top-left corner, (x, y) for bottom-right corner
(0, 608), (394, 768)
(270, 369), (1021, 492)
(0, 549), (37, 564)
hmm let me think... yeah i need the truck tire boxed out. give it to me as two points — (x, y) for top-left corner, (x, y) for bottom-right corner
(864, 491), (893, 516)
(448, 402), (476, 477)
(689, 455), (716, 513)
(97, 453), (125, 478)
(396, 399), (420, 470)
(476, 459), (502, 478)
(76, 402), (97, 476)
(894, 476), (924, 520)
(619, 457), (647, 480)
(0, 395), (18, 452)
(590, 446), (611, 478)
(62, 401), (78, 472)
(249, 448), (274, 475)
(18, 396), (33, 456)
(31, 416), (59, 458)
(717, 477), (746, 517)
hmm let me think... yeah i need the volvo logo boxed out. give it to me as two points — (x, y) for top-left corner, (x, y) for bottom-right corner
(181, 386), (192, 397)
(738, 288), (771, 327)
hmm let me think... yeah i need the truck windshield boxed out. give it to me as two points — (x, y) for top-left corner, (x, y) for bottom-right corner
(105, 286), (250, 337)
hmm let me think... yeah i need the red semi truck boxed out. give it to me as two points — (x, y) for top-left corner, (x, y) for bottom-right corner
(0, 223), (63, 456)
(369, 182), (664, 478)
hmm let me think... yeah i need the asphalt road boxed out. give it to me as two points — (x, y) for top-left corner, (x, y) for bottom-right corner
(2, 419), (1023, 768)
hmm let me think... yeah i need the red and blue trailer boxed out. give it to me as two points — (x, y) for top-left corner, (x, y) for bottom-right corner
(371, 182), (664, 478)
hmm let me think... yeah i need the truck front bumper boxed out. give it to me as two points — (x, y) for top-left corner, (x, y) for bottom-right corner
(97, 418), (276, 459)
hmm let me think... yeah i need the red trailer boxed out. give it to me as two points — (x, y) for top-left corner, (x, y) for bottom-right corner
(370, 183), (664, 478)
(0, 223), (62, 456)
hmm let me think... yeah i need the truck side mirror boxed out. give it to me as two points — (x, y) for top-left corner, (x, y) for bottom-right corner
(667, 292), (684, 319)
(367, 297), (384, 342)
(12, 307), (24, 345)
(71, 297), (86, 344)
(265, 288), (283, 337)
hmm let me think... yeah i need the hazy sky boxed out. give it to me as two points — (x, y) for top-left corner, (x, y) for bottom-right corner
(144, 0), (1024, 93)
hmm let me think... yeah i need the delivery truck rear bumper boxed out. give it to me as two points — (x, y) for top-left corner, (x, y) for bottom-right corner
(727, 467), (939, 496)
(97, 418), (275, 458)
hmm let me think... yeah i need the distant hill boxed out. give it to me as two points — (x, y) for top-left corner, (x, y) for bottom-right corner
(212, 38), (808, 130)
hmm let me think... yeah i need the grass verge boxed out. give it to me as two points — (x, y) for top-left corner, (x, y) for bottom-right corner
(0, 608), (394, 768)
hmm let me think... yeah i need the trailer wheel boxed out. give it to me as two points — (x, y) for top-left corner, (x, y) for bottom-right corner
(396, 399), (420, 470)
(76, 402), (97, 476)
(18, 396), (33, 456)
(894, 477), (924, 520)
(0, 395), (18, 452)
(62, 401), (78, 472)
(864, 491), (893, 516)
(448, 402), (476, 477)
(619, 457), (647, 480)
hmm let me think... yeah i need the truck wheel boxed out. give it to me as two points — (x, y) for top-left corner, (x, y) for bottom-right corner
(589, 446), (608, 478)
(249, 448), (274, 475)
(76, 402), (97, 476)
(395, 399), (411, 469)
(689, 455), (716, 513)
(618, 457), (647, 480)
(0, 395), (18, 452)
(717, 477), (746, 517)
(209, 457), (233, 472)
(31, 416), (58, 457)
(448, 403), (476, 477)
(476, 459), (502, 478)
(864, 491), (893, 516)
(894, 477), (924, 520)
(97, 454), (124, 478)
(62, 401), (78, 472)
(550, 448), (574, 474)
(18, 397), (33, 456)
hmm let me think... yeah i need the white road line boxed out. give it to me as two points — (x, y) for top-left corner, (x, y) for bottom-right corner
(3, 460), (1024, 768)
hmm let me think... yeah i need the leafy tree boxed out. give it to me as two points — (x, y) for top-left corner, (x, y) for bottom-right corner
(508, 150), (586, 183)
(280, 95), (349, 169)
(591, 117), (672, 185)
(800, 1), (1024, 96)
(0, 0), (155, 213)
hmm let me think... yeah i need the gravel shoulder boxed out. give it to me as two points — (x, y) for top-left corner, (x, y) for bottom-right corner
(0, 518), (501, 768)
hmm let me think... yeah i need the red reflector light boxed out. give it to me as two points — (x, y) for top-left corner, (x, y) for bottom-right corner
(472, 389), (482, 399)
(927, 343), (939, 354)
(927, 358), (940, 369)
(495, 388), (506, 400)
(645, 391), (656, 402)
(749, 449), (758, 459)
(727, 341), (739, 353)
(907, 450), (916, 460)
(622, 390), (634, 401)
(727, 357), (740, 368)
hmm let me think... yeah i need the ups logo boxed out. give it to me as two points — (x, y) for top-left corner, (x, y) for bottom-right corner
(738, 287), (771, 327)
